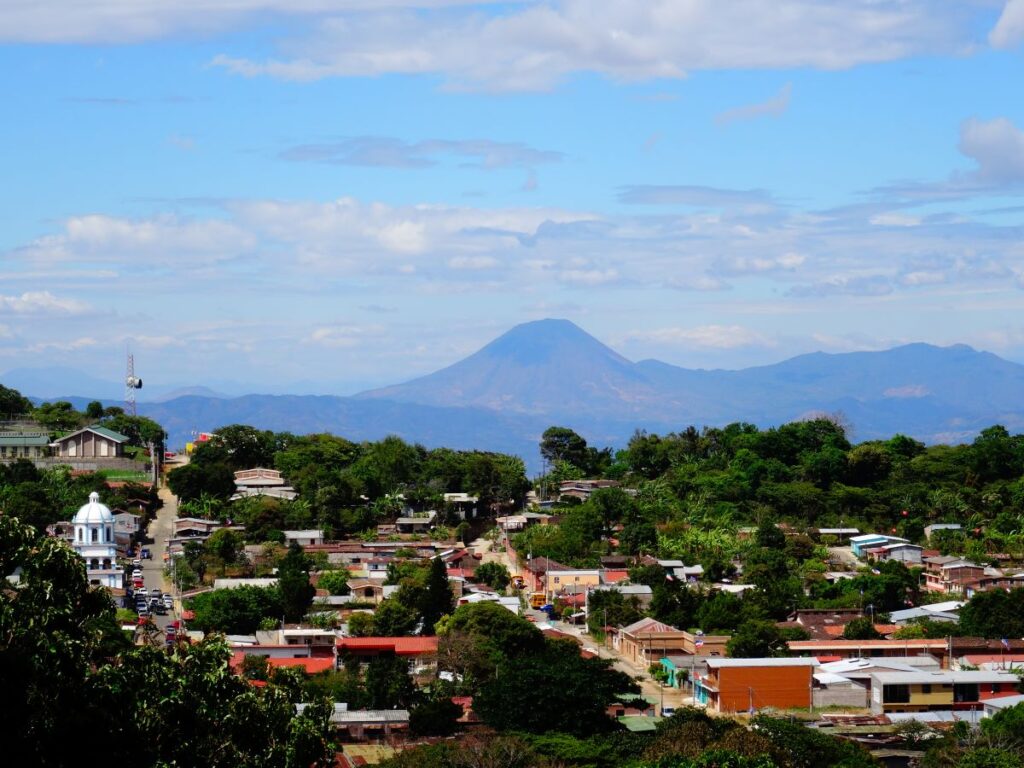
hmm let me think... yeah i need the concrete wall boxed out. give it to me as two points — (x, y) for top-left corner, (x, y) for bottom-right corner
(814, 685), (868, 709)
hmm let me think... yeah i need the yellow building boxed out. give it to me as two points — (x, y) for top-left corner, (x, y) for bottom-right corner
(869, 670), (1019, 714)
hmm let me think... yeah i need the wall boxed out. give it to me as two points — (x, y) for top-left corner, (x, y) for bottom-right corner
(717, 666), (813, 713)
(813, 685), (868, 709)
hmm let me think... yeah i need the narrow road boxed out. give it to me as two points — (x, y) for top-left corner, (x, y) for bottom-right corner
(138, 464), (180, 633)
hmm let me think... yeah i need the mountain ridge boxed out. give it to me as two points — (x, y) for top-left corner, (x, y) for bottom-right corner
(8, 319), (1024, 470)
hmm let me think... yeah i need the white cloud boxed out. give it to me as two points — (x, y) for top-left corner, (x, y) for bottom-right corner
(27, 336), (98, 353)
(623, 325), (775, 349)
(958, 117), (1024, 184)
(209, 1), (979, 91)
(448, 255), (500, 270)
(0, 291), (92, 315)
(884, 384), (930, 398)
(990, 0), (1024, 49)
(715, 83), (792, 126)
(870, 212), (922, 227)
(307, 324), (386, 348)
(715, 252), (805, 276)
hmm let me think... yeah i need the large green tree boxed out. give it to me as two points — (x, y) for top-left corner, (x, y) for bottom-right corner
(278, 540), (316, 622)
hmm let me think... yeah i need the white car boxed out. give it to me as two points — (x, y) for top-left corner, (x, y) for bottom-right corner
(136, 587), (148, 597)
(163, 595), (174, 609)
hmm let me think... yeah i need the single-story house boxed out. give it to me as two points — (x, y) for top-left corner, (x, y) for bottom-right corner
(284, 529), (326, 547)
(52, 425), (129, 459)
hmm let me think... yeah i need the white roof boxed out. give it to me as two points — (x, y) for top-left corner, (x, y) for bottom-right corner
(707, 657), (819, 669)
(213, 578), (279, 590)
(73, 492), (113, 525)
(984, 694), (1024, 710)
(814, 672), (861, 685)
(871, 670), (1019, 685)
(283, 530), (324, 539)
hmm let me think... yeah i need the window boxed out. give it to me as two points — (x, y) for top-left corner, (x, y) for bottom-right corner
(883, 684), (911, 704)
(922, 684), (931, 694)
(954, 683), (979, 703)
(91, 528), (98, 542)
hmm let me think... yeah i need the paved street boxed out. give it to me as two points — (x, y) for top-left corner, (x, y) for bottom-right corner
(136, 464), (180, 632)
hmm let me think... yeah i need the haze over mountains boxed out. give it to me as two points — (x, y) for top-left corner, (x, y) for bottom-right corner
(7, 319), (1024, 470)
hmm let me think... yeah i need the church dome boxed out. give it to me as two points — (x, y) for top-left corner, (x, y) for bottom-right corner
(73, 491), (113, 525)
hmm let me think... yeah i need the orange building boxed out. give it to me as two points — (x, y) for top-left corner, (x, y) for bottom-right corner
(695, 658), (818, 713)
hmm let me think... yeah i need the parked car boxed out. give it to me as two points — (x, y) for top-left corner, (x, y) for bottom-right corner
(136, 587), (148, 597)
(141, 548), (152, 560)
(131, 558), (142, 568)
(163, 595), (174, 609)
(137, 605), (149, 617)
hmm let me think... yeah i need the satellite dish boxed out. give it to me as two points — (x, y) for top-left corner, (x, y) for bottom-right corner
(126, 376), (143, 389)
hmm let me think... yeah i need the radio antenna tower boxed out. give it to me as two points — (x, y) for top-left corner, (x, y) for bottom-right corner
(125, 350), (143, 416)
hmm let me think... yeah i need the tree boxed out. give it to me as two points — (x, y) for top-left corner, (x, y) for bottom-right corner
(0, 513), (334, 766)
(960, 588), (1024, 639)
(317, 570), (351, 596)
(365, 653), (416, 709)
(346, 611), (376, 637)
(754, 523), (786, 550)
(278, 541), (315, 622)
(187, 586), (284, 634)
(473, 638), (639, 736)
(167, 461), (236, 503)
(420, 556), (455, 634)
(208, 424), (278, 470)
(205, 527), (242, 572)
(540, 426), (590, 470)
(409, 697), (464, 737)
(31, 400), (82, 432)
(371, 598), (420, 636)
(84, 400), (105, 419)
(841, 616), (883, 640)
(0, 384), (32, 416)
(474, 561), (511, 591)
(726, 620), (786, 658)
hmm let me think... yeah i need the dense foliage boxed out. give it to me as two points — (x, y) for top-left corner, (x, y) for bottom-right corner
(0, 513), (334, 767)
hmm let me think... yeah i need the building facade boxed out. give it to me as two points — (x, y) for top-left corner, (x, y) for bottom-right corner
(73, 492), (123, 589)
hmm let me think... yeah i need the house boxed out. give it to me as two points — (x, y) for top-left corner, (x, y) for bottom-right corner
(52, 425), (129, 459)
(588, 583), (654, 611)
(557, 479), (621, 502)
(298, 703), (410, 742)
(443, 492), (478, 520)
(336, 637), (439, 664)
(815, 528), (860, 541)
(545, 568), (601, 597)
(694, 658), (818, 713)
(523, 556), (571, 593)
(982, 694), (1024, 717)
(173, 517), (230, 538)
(869, 670), (1020, 714)
(456, 592), (521, 614)
(496, 511), (552, 531)
(230, 652), (335, 675)
(213, 578), (279, 590)
(963, 572), (1024, 598)
(284, 529), (325, 547)
(232, 468), (298, 501)
(874, 543), (924, 564)
(787, 639), (951, 666)
(395, 510), (437, 534)
(0, 431), (51, 460)
(788, 608), (866, 641)
(850, 534), (908, 558)
(925, 523), (963, 540)
(889, 602), (963, 625)
(345, 579), (386, 604)
(615, 618), (702, 666)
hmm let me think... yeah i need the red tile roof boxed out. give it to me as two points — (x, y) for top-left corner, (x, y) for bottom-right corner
(601, 569), (629, 583)
(336, 636), (439, 655)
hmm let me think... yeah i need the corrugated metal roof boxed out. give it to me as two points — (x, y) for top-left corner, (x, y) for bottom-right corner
(870, 670), (1019, 684)
(0, 433), (50, 447)
(707, 657), (819, 669)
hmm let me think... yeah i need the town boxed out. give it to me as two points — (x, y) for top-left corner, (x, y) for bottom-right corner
(4, 387), (1024, 768)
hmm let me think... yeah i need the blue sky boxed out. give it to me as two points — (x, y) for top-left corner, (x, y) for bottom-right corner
(2, 0), (1024, 395)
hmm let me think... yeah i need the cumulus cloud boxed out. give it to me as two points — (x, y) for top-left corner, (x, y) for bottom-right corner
(958, 117), (1024, 184)
(0, 291), (92, 315)
(715, 252), (805, 276)
(715, 83), (792, 126)
(990, 0), (1024, 49)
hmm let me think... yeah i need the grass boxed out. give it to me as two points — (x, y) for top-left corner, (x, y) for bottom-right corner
(99, 470), (151, 482)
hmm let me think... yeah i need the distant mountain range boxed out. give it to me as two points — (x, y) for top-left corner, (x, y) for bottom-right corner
(8, 319), (1024, 471)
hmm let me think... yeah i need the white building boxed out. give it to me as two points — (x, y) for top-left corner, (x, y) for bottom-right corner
(73, 492), (123, 589)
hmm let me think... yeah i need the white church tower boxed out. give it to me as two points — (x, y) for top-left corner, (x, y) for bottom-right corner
(73, 491), (123, 589)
